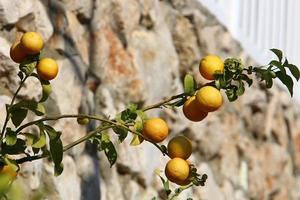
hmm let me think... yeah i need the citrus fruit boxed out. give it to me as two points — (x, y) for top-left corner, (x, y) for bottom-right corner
(165, 158), (190, 184)
(10, 42), (27, 63)
(20, 32), (44, 54)
(0, 165), (17, 179)
(167, 135), (192, 159)
(142, 118), (168, 143)
(37, 58), (59, 80)
(196, 86), (223, 112)
(199, 55), (224, 80)
(77, 117), (90, 125)
(183, 96), (208, 122)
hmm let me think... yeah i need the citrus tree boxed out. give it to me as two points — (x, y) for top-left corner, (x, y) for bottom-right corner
(0, 32), (299, 200)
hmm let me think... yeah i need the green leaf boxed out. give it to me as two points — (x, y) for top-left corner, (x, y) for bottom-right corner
(236, 81), (245, 96)
(11, 100), (45, 116)
(19, 59), (37, 76)
(239, 74), (253, 87)
(270, 48), (283, 62)
(120, 109), (137, 122)
(100, 133), (117, 167)
(269, 60), (286, 74)
(225, 86), (238, 102)
(130, 134), (144, 146)
(5, 128), (17, 146)
(2, 139), (26, 155)
(127, 103), (137, 112)
(265, 77), (273, 88)
(136, 110), (148, 121)
(287, 64), (300, 81)
(22, 133), (36, 146)
(32, 128), (46, 148)
(54, 163), (64, 176)
(40, 80), (52, 102)
(276, 72), (294, 96)
(10, 108), (27, 127)
(184, 74), (196, 95)
(44, 126), (64, 176)
(112, 127), (128, 143)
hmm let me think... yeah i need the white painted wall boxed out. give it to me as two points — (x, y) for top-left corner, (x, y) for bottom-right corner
(199, 0), (300, 100)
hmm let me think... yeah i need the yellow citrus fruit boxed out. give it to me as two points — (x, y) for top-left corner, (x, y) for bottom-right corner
(165, 158), (190, 184)
(20, 32), (44, 54)
(196, 86), (223, 112)
(183, 96), (208, 122)
(10, 42), (27, 63)
(199, 55), (224, 80)
(167, 135), (192, 159)
(77, 117), (90, 125)
(142, 118), (168, 143)
(37, 58), (59, 80)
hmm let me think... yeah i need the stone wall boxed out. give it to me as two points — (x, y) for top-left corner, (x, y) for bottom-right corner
(0, 0), (300, 199)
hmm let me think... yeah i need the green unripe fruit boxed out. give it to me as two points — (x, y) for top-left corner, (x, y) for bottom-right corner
(77, 117), (90, 125)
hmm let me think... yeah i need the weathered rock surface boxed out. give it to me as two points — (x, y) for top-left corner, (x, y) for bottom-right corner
(0, 0), (299, 200)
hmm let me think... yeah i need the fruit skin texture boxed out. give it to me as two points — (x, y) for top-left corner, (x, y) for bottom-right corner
(196, 86), (223, 112)
(20, 32), (44, 54)
(37, 58), (59, 80)
(142, 118), (168, 143)
(167, 135), (192, 159)
(10, 42), (27, 63)
(199, 55), (224, 80)
(183, 96), (208, 122)
(165, 158), (190, 184)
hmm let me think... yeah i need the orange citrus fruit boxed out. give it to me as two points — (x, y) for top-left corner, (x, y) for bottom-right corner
(142, 118), (168, 143)
(37, 58), (59, 80)
(10, 42), (27, 63)
(167, 135), (192, 159)
(183, 96), (208, 122)
(196, 86), (223, 112)
(199, 55), (224, 80)
(20, 32), (44, 54)
(165, 158), (190, 184)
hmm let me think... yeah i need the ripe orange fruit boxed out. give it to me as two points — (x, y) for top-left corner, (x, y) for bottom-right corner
(167, 135), (192, 159)
(10, 42), (27, 63)
(199, 55), (224, 80)
(37, 58), (59, 80)
(142, 118), (168, 143)
(165, 158), (190, 184)
(20, 32), (44, 54)
(183, 96), (208, 122)
(196, 86), (223, 112)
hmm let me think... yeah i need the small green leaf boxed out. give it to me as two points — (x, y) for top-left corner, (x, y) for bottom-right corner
(5, 128), (17, 146)
(270, 48), (283, 62)
(32, 129), (46, 148)
(22, 133), (36, 146)
(269, 60), (286, 74)
(120, 109), (137, 122)
(19, 59), (37, 76)
(112, 127), (128, 143)
(10, 108), (27, 127)
(11, 100), (45, 116)
(237, 81), (245, 96)
(184, 74), (196, 95)
(276, 72), (294, 96)
(239, 74), (253, 86)
(127, 103), (137, 112)
(100, 133), (117, 167)
(287, 64), (300, 81)
(136, 110), (148, 121)
(130, 134), (144, 146)
(225, 86), (238, 102)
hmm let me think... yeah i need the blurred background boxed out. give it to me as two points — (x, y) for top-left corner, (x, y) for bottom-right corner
(0, 0), (300, 199)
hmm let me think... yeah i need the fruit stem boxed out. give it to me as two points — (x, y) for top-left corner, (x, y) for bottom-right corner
(16, 125), (113, 164)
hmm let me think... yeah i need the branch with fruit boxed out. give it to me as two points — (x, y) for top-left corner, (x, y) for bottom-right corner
(0, 32), (299, 200)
